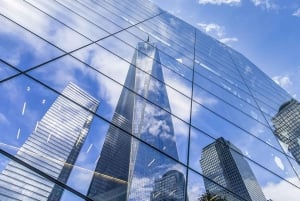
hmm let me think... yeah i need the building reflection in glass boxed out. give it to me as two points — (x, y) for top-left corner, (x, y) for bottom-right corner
(87, 40), (186, 201)
(272, 99), (300, 165)
(200, 137), (266, 201)
(0, 83), (99, 200)
(150, 170), (186, 201)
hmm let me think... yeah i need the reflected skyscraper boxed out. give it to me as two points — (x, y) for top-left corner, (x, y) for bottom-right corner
(200, 138), (266, 201)
(272, 99), (300, 165)
(0, 83), (99, 200)
(150, 170), (186, 201)
(87, 41), (185, 201)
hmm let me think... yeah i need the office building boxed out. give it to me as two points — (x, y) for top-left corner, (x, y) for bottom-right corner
(0, 83), (99, 200)
(200, 138), (267, 201)
(0, 0), (300, 200)
(272, 99), (300, 165)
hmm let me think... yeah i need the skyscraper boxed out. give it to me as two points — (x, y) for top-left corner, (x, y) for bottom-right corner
(150, 170), (186, 201)
(87, 40), (184, 201)
(200, 137), (267, 201)
(0, 83), (99, 200)
(272, 99), (300, 165)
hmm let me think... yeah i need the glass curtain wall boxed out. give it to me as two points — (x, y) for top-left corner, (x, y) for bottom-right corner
(0, 0), (300, 200)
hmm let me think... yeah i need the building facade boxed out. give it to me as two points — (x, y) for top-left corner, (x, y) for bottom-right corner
(200, 138), (267, 201)
(0, 83), (99, 200)
(0, 0), (300, 200)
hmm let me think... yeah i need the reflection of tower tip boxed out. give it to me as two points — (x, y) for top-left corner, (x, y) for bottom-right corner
(146, 35), (150, 43)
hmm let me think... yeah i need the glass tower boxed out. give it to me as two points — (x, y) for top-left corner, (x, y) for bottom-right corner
(1, 0), (300, 200)
(272, 99), (300, 165)
(87, 41), (184, 201)
(200, 137), (267, 201)
(0, 83), (99, 200)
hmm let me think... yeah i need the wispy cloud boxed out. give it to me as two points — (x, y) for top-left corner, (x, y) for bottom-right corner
(197, 22), (238, 44)
(198, 0), (240, 6)
(292, 8), (300, 17)
(251, 0), (278, 10)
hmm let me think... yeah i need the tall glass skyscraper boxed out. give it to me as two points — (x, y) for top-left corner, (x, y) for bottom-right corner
(87, 41), (184, 201)
(1, 0), (300, 200)
(200, 137), (266, 201)
(0, 83), (99, 200)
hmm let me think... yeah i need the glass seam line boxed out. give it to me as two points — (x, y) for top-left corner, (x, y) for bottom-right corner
(3, 69), (300, 195)
(1, 43), (295, 166)
(1, 43), (293, 163)
(185, 28), (197, 201)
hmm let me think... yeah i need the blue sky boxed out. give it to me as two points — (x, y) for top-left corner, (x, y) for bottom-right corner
(151, 0), (300, 100)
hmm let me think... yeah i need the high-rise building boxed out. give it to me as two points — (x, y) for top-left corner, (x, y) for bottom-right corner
(150, 170), (186, 201)
(0, 83), (99, 200)
(272, 99), (300, 165)
(1, 0), (300, 200)
(87, 41), (184, 201)
(200, 138), (267, 201)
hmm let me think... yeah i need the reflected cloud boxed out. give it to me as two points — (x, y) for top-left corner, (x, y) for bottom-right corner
(274, 156), (284, 171)
(263, 177), (300, 200)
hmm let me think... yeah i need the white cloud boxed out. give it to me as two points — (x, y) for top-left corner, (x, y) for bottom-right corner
(198, 0), (240, 6)
(219, 37), (239, 44)
(197, 23), (225, 38)
(292, 8), (300, 17)
(263, 177), (300, 200)
(272, 75), (292, 88)
(197, 22), (238, 45)
(251, 0), (278, 10)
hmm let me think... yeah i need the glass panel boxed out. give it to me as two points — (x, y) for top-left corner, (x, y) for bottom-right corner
(189, 127), (299, 189)
(74, 0), (133, 29)
(187, 170), (245, 201)
(0, 149), (91, 201)
(248, 159), (300, 200)
(55, 0), (123, 33)
(0, 16), (63, 71)
(0, 0), (90, 52)
(25, 0), (109, 41)
(28, 53), (189, 164)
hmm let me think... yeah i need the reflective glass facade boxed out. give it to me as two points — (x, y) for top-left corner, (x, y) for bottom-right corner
(0, 0), (300, 200)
